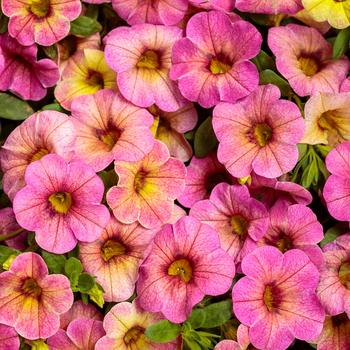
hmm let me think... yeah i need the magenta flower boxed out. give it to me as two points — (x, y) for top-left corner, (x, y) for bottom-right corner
(105, 24), (186, 112)
(0, 252), (73, 340)
(190, 183), (269, 264)
(235, 0), (302, 14)
(0, 325), (19, 350)
(213, 84), (304, 178)
(0, 111), (75, 201)
(2, 0), (81, 46)
(137, 216), (235, 323)
(71, 89), (154, 172)
(0, 33), (59, 101)
(170, 10), (261, 108)
(233, 246), (325, 350)
(268, 24), (350, 97)
(13, 154), (110, 253)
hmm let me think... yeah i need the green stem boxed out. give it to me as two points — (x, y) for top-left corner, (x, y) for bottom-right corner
(0, 228), (24, 242)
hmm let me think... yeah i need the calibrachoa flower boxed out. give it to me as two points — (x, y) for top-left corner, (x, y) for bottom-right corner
(95, 301), (176, 350)
(0, 324), (19, 350)
(190, 183), (269, 264)
(323, 142), (350, 223)
(71, 89), (154, 172)
(105, 24), (185, 112)
(213, 84), (304, 178)
(0, 33), (59, 101)
(0, 111), (75, 201)
(268, 24), (350, 96)
(107, 140), (186, 229)
(137, 216), (235, 323)
(2, 0), (81, 46)
(55, 49), (116, 110)
(0, 252), (73, 339)
(235, 0), (302, 14)
(80, 217), (155, 302)
(170, 10), (261, 108)
(214, 325), (252, 350)
(149, 103), (197, 162)
(13, 154), (110, 253)
(232, 246), (325, 350)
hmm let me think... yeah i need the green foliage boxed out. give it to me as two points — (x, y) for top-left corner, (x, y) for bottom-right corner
(333, 27), (350, 58)
(42, 251), (66, 274)
(145, 320), (182, 343)
(0, 93), (34, 120)
(252, 50), (275, 72)
(194, 117), (217, 158)
(0, 245), (20, 265)
(259, 70), (292, 97)
(70, 16), (102, 37)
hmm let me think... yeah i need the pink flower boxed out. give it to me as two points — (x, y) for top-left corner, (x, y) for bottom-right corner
(0, 324), (19, 350)
(137, 216), (235, 323)
(71, 89), (154, 172)
(268, 24), (349, 97)
(0, 252), (73, 340)
(323, 233), (350, 252)
(107, 141), (186, 229)
(2, 0), (81, 46)
(190, 183), (269, 264)
(80, 217), (155, 302)
(0, 111), (76, 201)
(235, 0), (302, 14)
(13, 154), (110, 253)
(0, 33), (59, 101)
(112, 0), (188, 25)
(105, 24), (186, 112)
(213, 84), (304, 178)
(323, 142), (350, 224)
(232, 246), (325, 350)
(189, 0), (235, 12)
(170, 10), (261, 108)
(214, 325), (251, 350)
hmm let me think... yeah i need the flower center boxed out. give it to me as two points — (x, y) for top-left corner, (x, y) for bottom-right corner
(254, 123), (273, 147)
(31, 148), (49, 162)
(29, 0), (50, 17)
(298, 56), (319, 77)
(86, 70), (104, 89)
(137, 50), (159, 69)
(168, 258), (193, 283)
(101, 240), (126, 262)
(48, 192), (72, 214)
(263, 284), (281, 311)
(230, 215), (248, 237)
(275, 235), (293, 253)
(97, 128), (120, 150)
(209, 58), (231, 74)
(22, 278), (42, 298)
(134, 170), (149, 193)
(123, 326), (145, 346)
(339, 261), (350, 288)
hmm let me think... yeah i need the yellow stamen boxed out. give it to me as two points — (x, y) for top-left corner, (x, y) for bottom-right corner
(275, 236), (293, 253)
(298, 57), (319, 77)
(168, 258), (192, 283)
(134, 170), (148, 193)
(263, 285), (275, 311)
(29, 0), (50, 18)
(99, 130), (119, 150)
(209, 58), (231, 74)
(123, 326), (145, 346)
(48, 192), (72, 214)
(254, 123), (273, 147)
(31, 148), (49, 163)
(230, 215), (248, 236)
(137, 50), (159, 69)
(101, 240), (126, 262)
(22, 278), (42, 297)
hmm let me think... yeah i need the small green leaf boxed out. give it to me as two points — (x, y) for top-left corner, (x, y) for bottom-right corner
(186, 309), (205, 329)
(320, 225), (347, 247)
(252, 50), (275, 72)
(88, 283), (105, 308)
(0, 93), (34, 120)
(70, 16), (102, 37)
(333, 27), (350, 59)
(64, 257), (83, 277)
(194, 117), (217, 158)
(77, 273), (95, 292)
(200, 300), (232, 328)
(0, 246), (20, 265)
(42, 44), (57, 60)
(42, 103), (65, 112)
(259, 70), (292, 97)
(145, 320), (181, 343)
(42, 251), (66, 274)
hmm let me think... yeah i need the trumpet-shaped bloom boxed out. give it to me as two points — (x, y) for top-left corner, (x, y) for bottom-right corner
(0, 33), (59, 101)
(0, 252), (73, 340)
(107, 141), (186, 229)
(213, 84), (304, 178)
(232, 246), (325, 350)
(105, 24), (186, 112)
(190, 183), (269, 264)
(80, 217), (155, 302)
(95, 301), (176, 350)
(137, 216), (235, 323)
(236, 0), (302, 14)
(170, 10), (261, 108)
(13, 154), (110, 253)
(149, 104), (197, 162)
(323, 142), (350, 224)
(0, 325), (19, 350)
(214, 325), (251, 350)
(55, 49), (116, 110)
(268, 24), (349, 96)
(2, 0), (81, 46)
(71, 89), (154, 172)
(0, 111), (76, 201)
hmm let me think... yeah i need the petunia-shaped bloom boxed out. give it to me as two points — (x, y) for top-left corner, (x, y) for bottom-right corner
(190, 183), (269, 264)
(55, 49), (116, 110)
(0, 252), (73, 340)
(0, 33), (59, 101)
(13, 154), (110, 253)
(2, 0), (81, 46)
(236, 0), (302, 14)
(105, 24), (185, 112)
(95, 301), (176, 350)
(48, 318), (105, 350)
(112, 0), (188, 25)
(323, 142), (350, 224)
(177, 152), (235, 208)
(71, 89), (154, 172)
(107, 140), (186, 229)
(301, 92), (350, 146)
(214, 325), (251, 350)
(258, 200), (324, 269)
(268, 24), (350, 97)
(0, 324), (19, 350)
(213, 84), (304, 178)
(302, 0), (350, 29)
(80, 217), (155, 302)
(149, 104), (197, 162)
(137, 216), (235, 323)
(170, 11), (261, 108)
(232, 246), (325, 350)
(0, 111), (76, 201)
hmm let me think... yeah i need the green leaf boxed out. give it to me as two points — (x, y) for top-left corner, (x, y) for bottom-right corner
(200, 300), (232, 328)
(87, 283), (105, 308)
(64, 257), (83, 277)
(186, 309), (205, 329)
(42, 103), (65, 112)
(320, 225), (346, 247)
(333, 27), (350, 58)
(77, 273), (95, 292)
(194, 117), (217, 158)
(252, 50), (275, 72)
(0, 93), (34, 120)
(0, 246), (20, 265)
(70, 16), (102, 37)
(259, 70), (292, 97)
(145, 320), (182, 343)
(42, 251), (66, 274)
(0, 10), (8, 34)
(42, 44), (57, 60)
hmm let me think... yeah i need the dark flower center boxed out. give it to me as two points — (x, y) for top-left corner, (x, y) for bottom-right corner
(209, 53), (233, 74)
(29, 0), (50, 18)
(134, 169), (149, 193)
(298, 56), (319, 76)
(86, 70), (104, 89)
(123, 326), (145, 346)
(101, 240), (126, 262)
(22, 278), (42, 298)
(230, 214), (249, 237)
(168, 258), (193, 283)
(137, 50), (160, 69)
(253, 123), (273, 147)
(48, 192), (72, 214)
(263, 283), (282, 311)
